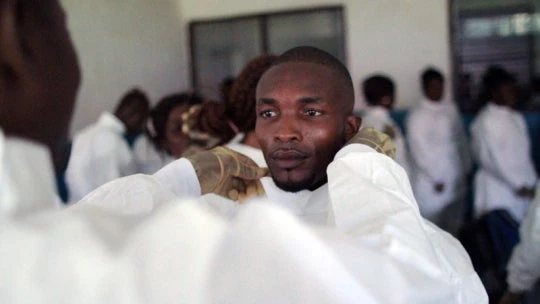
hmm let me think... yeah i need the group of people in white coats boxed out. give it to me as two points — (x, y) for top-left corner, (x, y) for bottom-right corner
(359, 66), (539, 302)
(360, 69), (471, 235)
(0, 1), (488, 301)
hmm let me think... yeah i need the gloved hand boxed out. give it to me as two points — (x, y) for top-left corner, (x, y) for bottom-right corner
(347, 127), (396, 160)
(186, 146), (268, 202)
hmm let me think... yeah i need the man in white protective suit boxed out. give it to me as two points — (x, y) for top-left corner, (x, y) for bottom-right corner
(78, 47), (488, 303)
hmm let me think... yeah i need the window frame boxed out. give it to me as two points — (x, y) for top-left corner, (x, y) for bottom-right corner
(188, 6), (347, 89)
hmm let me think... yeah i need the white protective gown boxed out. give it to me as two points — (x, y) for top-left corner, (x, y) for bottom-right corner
(0, 129), (487, 303)
(78, 144), (488, 303)
(406, 99), (472, 223)
(362, 105), (411, 173)
(66, 112), (136, 202)
(132, 135), (175, 174)
(507, 183), (540, 293)
(470, 103), (538, 222)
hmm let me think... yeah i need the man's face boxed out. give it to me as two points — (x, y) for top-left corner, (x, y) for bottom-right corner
(255, 62), (353, 192)
(425, 79), (444, 102)
(119, 99), (150, 135)
(494, 82), (518, 108)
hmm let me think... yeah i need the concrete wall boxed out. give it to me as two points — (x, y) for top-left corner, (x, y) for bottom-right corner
(62, 0), (188, 133)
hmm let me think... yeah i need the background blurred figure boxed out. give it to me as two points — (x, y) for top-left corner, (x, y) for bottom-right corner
(182, 55), (277, 166)
(461, 68), (537, 302)
(501, 183), (540, 304)
(66, 88), (150, 201)
(133, 93), (202, 174)
(470, 67), (537, 223)
(407, 68), (471, 234)
(361, 74), (410, 173)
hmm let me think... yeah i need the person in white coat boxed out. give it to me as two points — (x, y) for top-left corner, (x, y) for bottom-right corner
(470, 68), (537, 223)
(406, 68), (471, 233)
(80, 47), (488, 303)
(500, 183), (540, 304)
(66, 89), (150, 201)
(133, 92), (202, 174)
(361, 74), (410, 173)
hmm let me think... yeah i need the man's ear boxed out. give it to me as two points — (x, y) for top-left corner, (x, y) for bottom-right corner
(345, 115), (362, 141)
(0, 0), (31, 85)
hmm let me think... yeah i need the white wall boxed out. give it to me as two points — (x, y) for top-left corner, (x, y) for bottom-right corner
(179, 0), (452, 110)
(62, 0), (188, 133)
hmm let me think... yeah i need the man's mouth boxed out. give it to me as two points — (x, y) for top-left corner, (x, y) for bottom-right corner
(270, 149), (308, 170)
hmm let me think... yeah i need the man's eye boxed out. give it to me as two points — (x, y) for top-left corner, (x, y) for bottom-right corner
(305, 109), (322, 117)
(260, 110), (277, 118)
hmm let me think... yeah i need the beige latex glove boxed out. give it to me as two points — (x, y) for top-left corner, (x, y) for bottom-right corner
(348, 127), (396, 160)
(186, 146), (268, 202)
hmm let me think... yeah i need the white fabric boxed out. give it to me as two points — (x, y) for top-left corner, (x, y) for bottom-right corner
(361, 105), (411, 173)
(66, 112), (136, 202)
(226, 142), (267, 167)
(406, 99), (472, 221)
(0, 131), (57, 216)
(507, 183), (540, 292)
(132, 135), (175, 174)
(470, 103), (538, 222)
(0, 130), (487, 303)
(80, 143), (487, 303)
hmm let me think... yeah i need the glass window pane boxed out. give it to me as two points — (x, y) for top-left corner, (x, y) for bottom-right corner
(192, 18), (262, 100)
(267, 9), (345, 63)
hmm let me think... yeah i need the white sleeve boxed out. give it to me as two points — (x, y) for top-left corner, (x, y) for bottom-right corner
(328, 143), (488, 303)
(0, 202), (227, 303)
(0, 198), (473, 304)
(507, 183), (540, 292)
(76, 158), (201, 215)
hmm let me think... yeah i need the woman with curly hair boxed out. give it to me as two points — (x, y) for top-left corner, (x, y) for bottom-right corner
(182, 55), (277, 166)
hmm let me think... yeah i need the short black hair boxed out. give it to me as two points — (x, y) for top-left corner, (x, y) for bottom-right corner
(421, 68), (444, 91)
(362, 75), (395, 105)
(273, 46), (355, 112)
(482, 66), (516, 92)
(115, 88), (150, 114)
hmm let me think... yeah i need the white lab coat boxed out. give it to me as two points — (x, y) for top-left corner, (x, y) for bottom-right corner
(0, 129), (487, 303)
(507, 183), (540, 293)
(132, 135), (175, 174)
(362, 105), (411, 173)
(470, 103), (538, 222)
(406, 99), (471, 223)
(79, 144), (488, 303)
(66, 112), (136, 202)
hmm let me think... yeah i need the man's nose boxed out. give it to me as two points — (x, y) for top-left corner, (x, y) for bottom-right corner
(274, 117), (302, 142)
